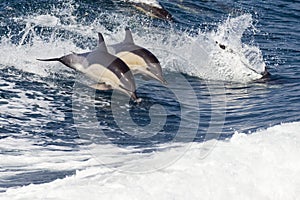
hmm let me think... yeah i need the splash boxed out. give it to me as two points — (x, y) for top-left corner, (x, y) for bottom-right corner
(160, 14), (266, 82)
(0, 1), (266, 83)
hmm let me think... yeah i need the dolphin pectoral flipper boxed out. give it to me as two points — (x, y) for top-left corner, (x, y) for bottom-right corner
(89, 83), (112, 91)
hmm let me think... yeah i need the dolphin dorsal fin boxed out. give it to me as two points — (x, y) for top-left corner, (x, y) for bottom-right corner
(98, 33), (108, 52)
(124, 28), (134, 44)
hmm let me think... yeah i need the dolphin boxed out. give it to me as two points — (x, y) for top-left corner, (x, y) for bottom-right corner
(38, 33), (140, 102)
(130, 1), (172, 20)
(111, 28), (167, 84)
(215, 41), (270, 78)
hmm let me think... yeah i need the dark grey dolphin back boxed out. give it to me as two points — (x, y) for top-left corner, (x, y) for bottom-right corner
(109, 29), (166, 84)
(115, 29), (160, 66)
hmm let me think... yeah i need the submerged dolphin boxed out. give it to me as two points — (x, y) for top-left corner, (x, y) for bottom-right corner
(111, 28), (167, 84)
(38, 33), (140, 101)
(130, 1), (172, 20)
(215, 41), (270, 78)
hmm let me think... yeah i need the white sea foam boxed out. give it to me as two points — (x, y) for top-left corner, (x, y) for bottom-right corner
(1, 122), (299, 199)
(0, 28), (77, 77)
(25, 14), (60, 27)
(161, 14), (265, 82)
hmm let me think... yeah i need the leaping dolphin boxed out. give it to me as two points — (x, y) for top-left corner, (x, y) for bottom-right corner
(38, 33), (140, 102)
(111, 28), (167, 84)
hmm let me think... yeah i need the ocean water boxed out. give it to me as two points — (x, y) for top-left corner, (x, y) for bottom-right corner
(0, 0), (299, 199)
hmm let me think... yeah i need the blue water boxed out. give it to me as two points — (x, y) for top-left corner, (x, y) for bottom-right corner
(0, 0), (299, 192)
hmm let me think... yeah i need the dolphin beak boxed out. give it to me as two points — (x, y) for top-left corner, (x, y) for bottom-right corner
(154, 74), (167, 85)
(160, 77), (168, 85)
(147, 63), (167, 85)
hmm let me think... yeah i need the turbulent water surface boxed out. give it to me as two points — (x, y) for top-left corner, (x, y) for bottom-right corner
(0, 0), (299, 199)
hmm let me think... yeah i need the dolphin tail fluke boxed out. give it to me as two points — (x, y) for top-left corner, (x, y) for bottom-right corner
(37, 58), (61, 62)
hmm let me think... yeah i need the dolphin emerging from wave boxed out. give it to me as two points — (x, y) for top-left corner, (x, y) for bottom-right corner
(111, 28), (167, 84)
(38, 33), (140, 102)
(126, 0), (172, 20)
(215, 41), (270, 78)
